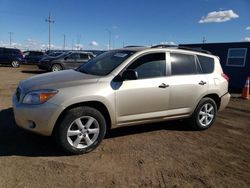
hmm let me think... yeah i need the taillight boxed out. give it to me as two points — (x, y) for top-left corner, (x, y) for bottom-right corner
(20, 51), (24, 58)
(221, 73), (229, 81)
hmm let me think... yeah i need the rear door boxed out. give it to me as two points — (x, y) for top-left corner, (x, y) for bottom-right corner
(166, 52), (208, 114)
(63, 53), (79, 69)
(77, 53), (90, 66)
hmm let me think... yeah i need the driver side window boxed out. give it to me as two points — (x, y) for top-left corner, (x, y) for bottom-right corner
(127, 53), (166, 79)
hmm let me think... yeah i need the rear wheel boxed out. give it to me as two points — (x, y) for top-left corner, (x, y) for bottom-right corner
(189, 98), (217, 130)
(54, 106), (106, 155)
(11, 60), (20, 68)
(51, 64), (62, 72)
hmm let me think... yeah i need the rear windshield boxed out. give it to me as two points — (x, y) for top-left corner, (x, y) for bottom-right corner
(77, 50), (135, 76)
(197, 55), (214, 74)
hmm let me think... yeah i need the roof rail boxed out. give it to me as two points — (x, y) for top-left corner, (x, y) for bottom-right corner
(151, 44), (212, 54)
(177, 46), (211, 54)
(123, 45), (145, 48)
(151, 44), (177, 48)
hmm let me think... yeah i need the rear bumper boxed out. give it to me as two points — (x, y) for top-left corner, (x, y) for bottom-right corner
(219, 93), (230, 111)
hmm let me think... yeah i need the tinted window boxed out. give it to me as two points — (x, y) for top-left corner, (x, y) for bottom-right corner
(0, 48), (4, 55)
(197, 55), (214, 74)
(4, 49), (12, 55)
(170, 53), (197, 75)
(127, 53), (166, 79)
(31, 51), (43, 56)
(12, 50), (20, 55)
(67, 53), (80, 60)
(79, 53), (89, 59)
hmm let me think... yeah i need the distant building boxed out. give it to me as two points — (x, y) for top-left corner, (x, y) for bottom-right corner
(181, 42), (250, 91)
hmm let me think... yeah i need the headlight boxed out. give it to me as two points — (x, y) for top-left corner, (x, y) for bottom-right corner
(22, 89), (58, 105)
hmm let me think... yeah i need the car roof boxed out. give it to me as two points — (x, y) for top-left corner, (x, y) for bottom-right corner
(115, 45), (214, 57)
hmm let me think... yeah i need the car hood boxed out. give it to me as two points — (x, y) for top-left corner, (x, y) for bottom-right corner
(20, 70), (100, 93)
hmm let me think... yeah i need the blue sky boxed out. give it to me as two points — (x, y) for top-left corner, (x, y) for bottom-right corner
(0, 0), (250, 50)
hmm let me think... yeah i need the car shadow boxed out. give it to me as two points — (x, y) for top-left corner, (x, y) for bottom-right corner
(21, 70), (47, 74)
(0, 108), (192, 157)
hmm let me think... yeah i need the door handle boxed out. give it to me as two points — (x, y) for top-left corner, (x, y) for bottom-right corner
(158, 83), (169, 88)
(199, 81), (207, 85)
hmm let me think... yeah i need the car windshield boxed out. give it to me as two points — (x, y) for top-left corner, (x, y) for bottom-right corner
(77, 50), (135, 75)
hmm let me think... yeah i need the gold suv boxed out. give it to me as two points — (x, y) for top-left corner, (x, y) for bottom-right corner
(13, 45), (230, 154)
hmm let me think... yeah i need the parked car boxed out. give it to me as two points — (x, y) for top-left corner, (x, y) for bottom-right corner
(38, 51), (94, 72)
(0, 47), (24, 67)
(13, 45), (230, 154)
(83, 50), (107, 57)
(23, 51), (44, 64)
(46, 51), (65, 57)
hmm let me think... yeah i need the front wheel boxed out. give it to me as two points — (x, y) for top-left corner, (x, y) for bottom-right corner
(11, 60), (20, 68)
(188, 98), (217, 130)
(54, 106), (106, 155)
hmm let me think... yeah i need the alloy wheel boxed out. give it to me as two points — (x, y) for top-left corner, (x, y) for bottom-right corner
(198, 103), (215, 127)
(67, 116), (100, 149)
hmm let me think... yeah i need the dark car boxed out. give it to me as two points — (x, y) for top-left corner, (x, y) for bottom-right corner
(83, 50), (107, 57)
(0, 47), (24, 67)
(38, 51), (94, 72)
(23, 51), (44, 64)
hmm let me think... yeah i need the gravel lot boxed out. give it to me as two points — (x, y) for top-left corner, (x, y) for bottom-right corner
(0, 65), (250, 188)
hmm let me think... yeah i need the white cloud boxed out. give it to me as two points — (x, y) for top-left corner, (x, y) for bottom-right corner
(89, 41), (99, 47)
(243, 37), (250, 42)
(199, 10), (239, 23)
(246, 26), (250, 30)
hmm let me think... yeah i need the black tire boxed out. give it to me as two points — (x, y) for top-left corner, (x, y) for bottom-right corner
(51, 64), (63, 72)
(11, 60), (20, 68)
(188, 97), (217, 131)
(54, 106), (106, 155)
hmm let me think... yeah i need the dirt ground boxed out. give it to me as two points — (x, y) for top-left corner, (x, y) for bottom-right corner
(0, 65), (249, 188)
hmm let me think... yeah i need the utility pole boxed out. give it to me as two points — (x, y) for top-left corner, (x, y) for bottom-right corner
(106, 29), (111, 50)
(45, 13), (55, 50)
(76, 34), (81, 50)
(202, 36), (206, 44)
(8, 32), (13, 47)
(63, 34), (66, 50)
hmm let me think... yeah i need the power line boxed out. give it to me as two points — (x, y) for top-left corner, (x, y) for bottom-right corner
(45, 13), (55, 50)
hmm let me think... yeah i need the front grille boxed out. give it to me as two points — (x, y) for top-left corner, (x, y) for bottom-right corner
(16, 87), (21, 102)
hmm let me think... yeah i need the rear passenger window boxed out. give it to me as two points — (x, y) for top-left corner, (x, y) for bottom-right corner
(197, 55), (214, 74)
(170, 53), (197, 75)
(80, 54), (89, 59)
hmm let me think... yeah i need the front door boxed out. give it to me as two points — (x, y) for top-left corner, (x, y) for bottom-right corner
(115, 52), (170, 124)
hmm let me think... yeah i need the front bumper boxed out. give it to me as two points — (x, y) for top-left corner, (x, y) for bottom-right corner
(219, 93), (231, 111)
(12, 94), (62, 136)
(37, 64), (49, 70)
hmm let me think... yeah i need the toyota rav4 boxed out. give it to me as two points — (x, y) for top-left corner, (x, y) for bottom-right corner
(13, 45), (230, 154)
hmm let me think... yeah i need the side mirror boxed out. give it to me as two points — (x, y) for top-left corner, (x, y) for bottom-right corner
(122, 70), (138, 80)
